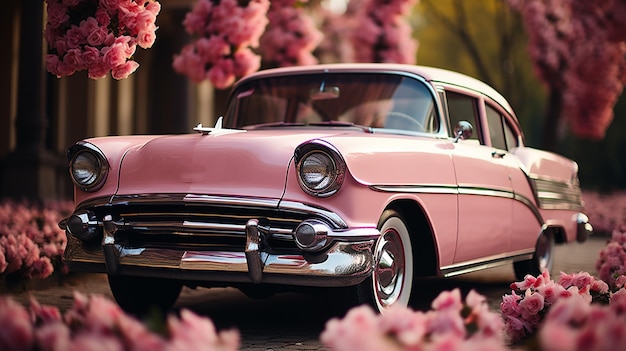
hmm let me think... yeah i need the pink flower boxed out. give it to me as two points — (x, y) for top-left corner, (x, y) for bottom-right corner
(537, 281), (566, 305)
(45, 54), (61, 76)
(511, 274), (537, 290)
(112, 60), (140, 80)
(136, 27), (157, 49)
(519, 291), (545, 319)
(46, 2), (70, 29)
(87, 26), (109, 46)
(34, 322), (71, 351)
(501, 291), (522, 316)
(88, 62), (109, 80)
(207, 59), (236, 90)
(0, 298), (34, 351)
(63, 48), (86, 71)
(102, 43), (129, 68)
(431, 288), (463, 312)
(378, 306), (427, 346)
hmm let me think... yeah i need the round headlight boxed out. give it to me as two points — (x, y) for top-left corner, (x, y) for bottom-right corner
(300, 151), (335, 191)
(295, 141), (346, 197)
(72, 152), (100, 185)
(69, 148), (108, 191)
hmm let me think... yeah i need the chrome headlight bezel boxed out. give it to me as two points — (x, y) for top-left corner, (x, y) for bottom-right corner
(67, 143), (109, 192)
(295, 140), (346, 197)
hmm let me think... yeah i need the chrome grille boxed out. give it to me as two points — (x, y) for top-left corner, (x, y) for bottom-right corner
(531, 177), (584, 211)
(83, 196), (310, 252)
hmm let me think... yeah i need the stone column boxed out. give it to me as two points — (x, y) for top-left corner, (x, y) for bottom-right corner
(0, 0), (64, 201)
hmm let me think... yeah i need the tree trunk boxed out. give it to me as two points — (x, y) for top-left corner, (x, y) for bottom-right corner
(541, 88), (562, 153)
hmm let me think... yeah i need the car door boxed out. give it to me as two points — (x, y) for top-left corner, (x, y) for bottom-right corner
(444, 90), (513, 264)
(485, 103), (543, 255)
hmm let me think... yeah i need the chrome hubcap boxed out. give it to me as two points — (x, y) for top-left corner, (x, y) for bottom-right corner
(373, 228), (406, 308)
(536, 234), (554, 271)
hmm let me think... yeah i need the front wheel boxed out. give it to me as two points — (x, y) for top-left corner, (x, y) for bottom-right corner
(108, 275), (182, 316)
(513, 231), (555, 280)
(357, 210), (414, 313)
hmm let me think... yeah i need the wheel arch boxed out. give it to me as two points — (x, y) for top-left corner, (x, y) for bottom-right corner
(383, 198), (438, 277)
(542, 224), (567, 244)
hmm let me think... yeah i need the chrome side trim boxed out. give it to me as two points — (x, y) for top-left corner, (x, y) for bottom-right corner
(440, 249), (534, 277)
(370, 184), (458, 195)
(370, 184), (545, 224)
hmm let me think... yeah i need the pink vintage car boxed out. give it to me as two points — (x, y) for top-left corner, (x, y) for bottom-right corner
(60, 63), (592, 314)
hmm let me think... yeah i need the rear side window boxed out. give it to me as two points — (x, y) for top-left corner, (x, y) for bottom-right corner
(486, 104), (519, 150)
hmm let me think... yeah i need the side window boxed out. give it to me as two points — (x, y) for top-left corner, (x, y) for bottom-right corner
(485, 105), (506, 150)
(504, 123), (518, 149)
(446, 91), (480, 141)
(486, 104), (519, 151)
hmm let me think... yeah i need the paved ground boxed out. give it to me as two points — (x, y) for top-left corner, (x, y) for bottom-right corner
(2, 236), (607, 351)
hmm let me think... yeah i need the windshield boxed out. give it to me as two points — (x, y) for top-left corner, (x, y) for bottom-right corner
(224, 72), (439, 133)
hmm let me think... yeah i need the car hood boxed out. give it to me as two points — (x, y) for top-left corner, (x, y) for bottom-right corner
(116, 129), (347, 198)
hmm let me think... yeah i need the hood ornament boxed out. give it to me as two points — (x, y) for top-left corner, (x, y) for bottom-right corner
(193, 117), (245, 136)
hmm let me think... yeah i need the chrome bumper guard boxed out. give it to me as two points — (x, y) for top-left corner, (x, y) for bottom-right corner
(576, 213), (593, 243)
(64, 216), (378, 287)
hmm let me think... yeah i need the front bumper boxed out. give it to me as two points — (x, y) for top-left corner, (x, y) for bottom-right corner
(62, 202), (378, 287)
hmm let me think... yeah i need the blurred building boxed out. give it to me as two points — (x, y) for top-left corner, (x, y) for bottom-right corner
(0, 0), (225, 201)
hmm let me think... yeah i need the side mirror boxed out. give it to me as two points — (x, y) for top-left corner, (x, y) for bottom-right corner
(454, 121), (473, 142)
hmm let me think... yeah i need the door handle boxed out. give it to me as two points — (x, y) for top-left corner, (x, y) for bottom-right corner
(491, 151), (506, 159)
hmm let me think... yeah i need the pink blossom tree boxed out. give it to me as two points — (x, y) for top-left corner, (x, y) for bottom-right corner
(323, 0), (418, 64)
(508, 0), (626, 150)
(44, 0), (161, 80)
(172, 0), (270, 89)
(257, 0), (323, 68)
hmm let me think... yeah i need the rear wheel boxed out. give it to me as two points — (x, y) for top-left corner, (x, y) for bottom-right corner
(357, 210), (414, 313)
(513, 231), (555, 280)
(108, 275), (182, 316)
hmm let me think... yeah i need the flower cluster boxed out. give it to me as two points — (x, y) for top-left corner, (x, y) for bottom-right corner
(0, 293), (239, 351)
(0, 199), (73, 280)
(349, 0), (418, 63)
(538, 289), (626, 351)
(44, 0), (161, 80)
(257, 0), (323, 68)
(582, 191), (626, 235)
(321, 289), (507, 351)
(172, 0), (269, 89)
(502, 270), (610, 343)
(596, 226), (626, 290)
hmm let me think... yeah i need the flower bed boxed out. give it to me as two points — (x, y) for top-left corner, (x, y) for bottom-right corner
(0, 292), (239, 351)
(0, 199), (73, 282)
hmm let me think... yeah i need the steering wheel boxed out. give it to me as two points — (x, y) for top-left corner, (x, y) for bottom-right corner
(384, 112), (424, 132)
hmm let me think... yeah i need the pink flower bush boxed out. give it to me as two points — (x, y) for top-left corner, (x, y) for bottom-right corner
(257, 0), (323, 68)
(582, 191), (626, 235)
(538, 291), (626, 351)
(321, 289), (507, 351)
(348, 0), (418, 63)
(502, 270), (610, 342)
(44, 0), (161, 80)
(0, 293), (239, 351)
(0, 199), (73, 280)
(596, 226), (626, 290)
(172, 0), (270, 89)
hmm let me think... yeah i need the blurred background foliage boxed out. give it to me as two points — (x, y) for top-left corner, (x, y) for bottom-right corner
(412, 0), (625, 192)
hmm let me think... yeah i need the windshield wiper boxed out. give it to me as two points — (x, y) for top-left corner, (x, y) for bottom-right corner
(247, 122), (306, 129)
(309, 121), (373, 133)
